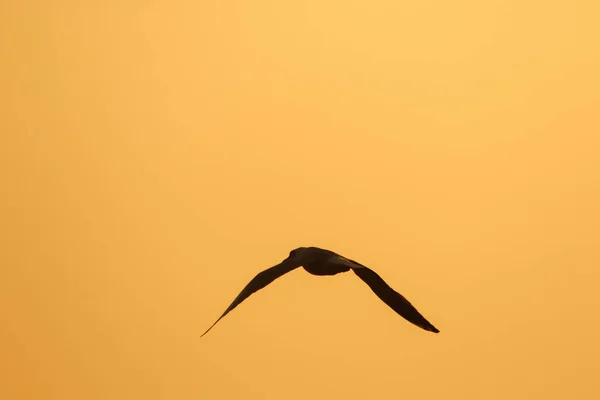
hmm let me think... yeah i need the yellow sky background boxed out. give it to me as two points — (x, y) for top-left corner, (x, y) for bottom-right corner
(2, 1), (599, 399)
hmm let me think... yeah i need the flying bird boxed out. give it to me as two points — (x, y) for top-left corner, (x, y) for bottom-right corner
(202, 247), (439, 336)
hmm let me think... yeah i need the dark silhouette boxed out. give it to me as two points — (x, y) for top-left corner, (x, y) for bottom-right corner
(202, 247), (440, 336)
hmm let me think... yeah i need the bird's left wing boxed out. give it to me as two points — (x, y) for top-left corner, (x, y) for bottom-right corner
(201, 258), (300, 337)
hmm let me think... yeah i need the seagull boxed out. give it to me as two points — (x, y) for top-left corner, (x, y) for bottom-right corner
(202, 247), (439, 337)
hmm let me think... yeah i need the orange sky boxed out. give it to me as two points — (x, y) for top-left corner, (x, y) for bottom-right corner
(2, 1), (600, 399)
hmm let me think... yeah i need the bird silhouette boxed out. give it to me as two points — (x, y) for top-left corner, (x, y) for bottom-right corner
(202, 247), (440, 336)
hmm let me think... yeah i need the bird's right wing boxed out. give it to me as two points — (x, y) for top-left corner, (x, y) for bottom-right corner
(201, 258), (300, 337)
(352, 266), (440, 333)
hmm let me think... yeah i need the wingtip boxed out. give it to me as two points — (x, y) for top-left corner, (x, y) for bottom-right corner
(420, 321), (440, 333)
(200, 325), (213, 338)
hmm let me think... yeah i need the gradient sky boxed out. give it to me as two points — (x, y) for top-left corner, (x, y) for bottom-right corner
(2, 1), (600, 399)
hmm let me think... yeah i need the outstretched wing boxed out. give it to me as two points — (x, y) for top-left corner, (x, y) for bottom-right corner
(202, 259), (300, 337)
(352, 266), (439, 333)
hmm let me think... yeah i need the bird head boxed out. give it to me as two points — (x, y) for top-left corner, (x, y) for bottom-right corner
(287, 247), (307, 260)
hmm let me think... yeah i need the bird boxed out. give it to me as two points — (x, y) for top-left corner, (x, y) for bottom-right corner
(201, 246), (439, 337)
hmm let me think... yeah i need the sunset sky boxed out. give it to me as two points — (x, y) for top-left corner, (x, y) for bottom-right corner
(2, 1), (599, 399)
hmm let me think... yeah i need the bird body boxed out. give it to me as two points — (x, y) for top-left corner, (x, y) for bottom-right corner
(297, 247), (356, 275)
(202, 246), (439, 337)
